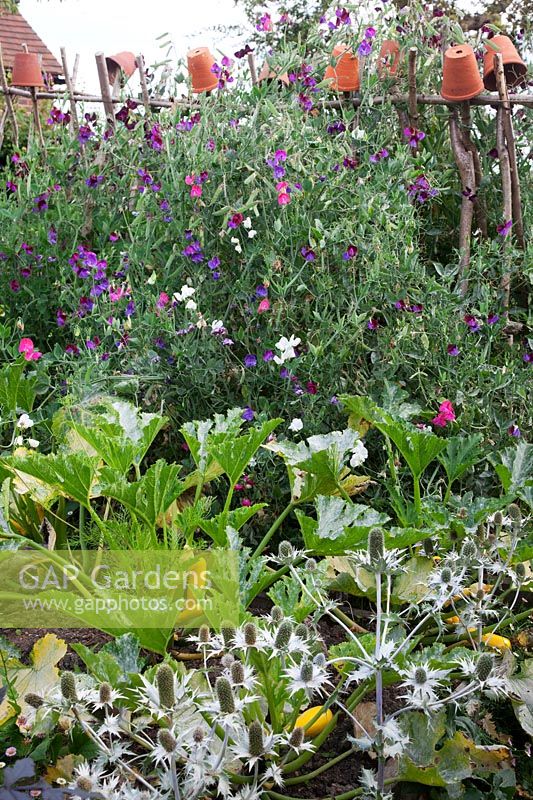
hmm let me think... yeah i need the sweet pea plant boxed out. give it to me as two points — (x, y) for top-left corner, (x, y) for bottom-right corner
(0, 3), (531, 451)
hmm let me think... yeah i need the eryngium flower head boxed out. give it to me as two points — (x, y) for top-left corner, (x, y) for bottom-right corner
(368, 528), (384, 563)
(300, 661), (314, 682)
(271, 605), (284, 622)
(516, 563), (526, 581)
(199, 624), (210, 643)
(295, 623), (308, 640)
(244, 621), (257, 645)
(216, 676), (235, 713)
(156, 664), (175, 708)
(476, 653), (493, 682)
(461, 540), (477, 560)
(248, 720), (264, 757)
(508, 504), (521, 524)
(231, 661), (245, 685)
(278, 540), (295, 562)
(99, 682), (112, 706)
(221, 623), (236, 647)
(289, 726), (305, 748)
(24, 693), (43, 709)
(423, 538), (434, 557)
(158, 729), (177, 753)
(275, 620), (293, 649)
(60, 672), (78, 703)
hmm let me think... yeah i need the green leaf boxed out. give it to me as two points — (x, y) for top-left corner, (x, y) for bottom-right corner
(0, 361), (37, 415)
(438, 433), (484, 485)
(199, 503), (267, 546)
(99, 633), (144, 679)
(100, 460), (185, 527)
(70, 643), (124, 685)
(491, 442), (533, 493)
(8, 452), (100, 508)
(393, 556), (435, 602)
(296, 497), (389, 555)
(210, 418), (282, 484)
(342, 395), (447, 478)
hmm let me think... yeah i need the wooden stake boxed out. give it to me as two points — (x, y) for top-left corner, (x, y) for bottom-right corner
(247, 51), (258, 87)
(0, 106), (8, 151)
(136, 54), (151, 118)
(407, 47), (418, 135)
(496, 104), (513, 321)
(0, 44), (19, 147)
(494, 53), (524, 249)
(72, 53), (80, 88)
(30, 86), (45, 149)
(60, 46), (79, 136)
(459, 101), (487, 238)
(449, 108), (476, 296)
(95, 52), (115, 126)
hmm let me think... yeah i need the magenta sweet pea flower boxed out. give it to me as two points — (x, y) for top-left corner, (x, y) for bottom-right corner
(18, 338), (42, 361)
(432, 400), (456, 427)
(508, 423), (521, 437)
(496, 220), (512, 237)
(447, 344), (460, 356)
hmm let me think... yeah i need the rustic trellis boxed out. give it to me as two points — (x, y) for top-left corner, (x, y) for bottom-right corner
(0, 46), (529, 303)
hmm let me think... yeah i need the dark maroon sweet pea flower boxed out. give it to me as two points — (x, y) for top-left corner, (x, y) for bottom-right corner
(394, 299), (407, 310)
(306, 380), (318, 394)
(403, 127), (426, 148)
(78, 124), (94, 144)
(508, 423), (521, 437)
(342, 245), (358, 260)
(234, 44), (253, 59)
(487, 313), (500, 325)
(109, 232), (120, 242)
(85, 174), (104, 188)
(462, 186), (477, 202)
(65, 343), (80, 355)
(367, 317), (379, 330)
(447, 344), (460, 356)
(56, 308), (67, 327)
(10, 279), (20, 292)
(227, 212), (244, 229)
(47, 227), (57, 244)
(408, 303), (423, 314)
(301, 245), (316, 262)
(6, 180), (17, 192)
(487, 147), (498, 159)
(464, 314), (481, 332)
(343, 156), (359, 169)
(327, 120), (346, 135)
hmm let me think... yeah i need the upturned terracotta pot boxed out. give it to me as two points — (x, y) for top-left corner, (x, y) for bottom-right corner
(378, 40), (401, 78)
(106, 51), (137, 86)
(483, 35), (527, 91)
(324, 44), (360, 92)
(441, 44), (484, 101)
(258, 62), (289, 86)
(187, 47), (218, 93)
(11, 52), (44, 88)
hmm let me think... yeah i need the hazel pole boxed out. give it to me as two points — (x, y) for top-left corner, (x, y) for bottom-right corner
(136, 54), (151, 118)
(449, 107), (476, 296)
(60, 46), (80, 136)
(407, 47), (418, 149)
(95, 51), (115, 127)
(247, 51), (258, 86)
(494, 53), (524, 250)
(0, 45), (19, 147)
(459, 101), (487, 239)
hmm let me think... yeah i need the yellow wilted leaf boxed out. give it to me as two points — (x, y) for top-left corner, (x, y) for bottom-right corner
(0, 633), (67, 728)
(45, 754), (85, 783)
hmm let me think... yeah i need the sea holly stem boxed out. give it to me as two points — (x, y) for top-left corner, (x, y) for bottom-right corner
(375, 569), (385, 798)
(413, 475), (422, 526)
(251, 501), (296, 560)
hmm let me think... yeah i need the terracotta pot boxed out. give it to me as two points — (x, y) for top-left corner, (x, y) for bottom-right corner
(106, 51), (137, 86)
(441, 44), (484, 101)
(11, 52), (44, 88)
(483, 35), (527, 91)
(378, 40), (401, 78)
(258, 62), (289, 87)
(187, 47), (218, 93)
(324, 44), (360, 92)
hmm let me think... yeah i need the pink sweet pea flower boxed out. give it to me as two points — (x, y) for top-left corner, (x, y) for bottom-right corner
(278, 192), (291, 205)
(432, 400), (455, 427)
(190, 184), (202, 198)
(18, 338), (42, 361)
(258, 298), (270, 313)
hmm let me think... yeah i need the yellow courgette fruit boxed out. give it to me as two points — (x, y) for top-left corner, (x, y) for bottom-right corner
(481, 633), (511, 651)
(295, 706), (333, 738)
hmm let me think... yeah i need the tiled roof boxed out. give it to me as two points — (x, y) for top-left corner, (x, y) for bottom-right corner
(0, 8), (62, 76)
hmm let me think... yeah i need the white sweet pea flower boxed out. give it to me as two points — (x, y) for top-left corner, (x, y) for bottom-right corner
(211, 320), (225, 334)
(14, 435), (24, 446)
(27, 438), (40, 449)
(350, 440), (368, 468)
(173, 285), (196, 303)
(288, 418), (303, 432)
(243, 216), (252, 229)
(185, 299), (197, 310)
(230, 236), (242, 254)
(248, 229), (257, 238)
(17, 413), (34, 429)
(274, 334), (301, 365)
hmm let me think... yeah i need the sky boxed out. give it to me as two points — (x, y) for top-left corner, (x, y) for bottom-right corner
(19, 0), (250, 93)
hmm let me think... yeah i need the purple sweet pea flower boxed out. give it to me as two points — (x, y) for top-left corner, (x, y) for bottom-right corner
(496, 220), (512, 237)
(244, 354), (257, 367)
(447, 344), (460, 356)
(242, 406), (255, 421)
